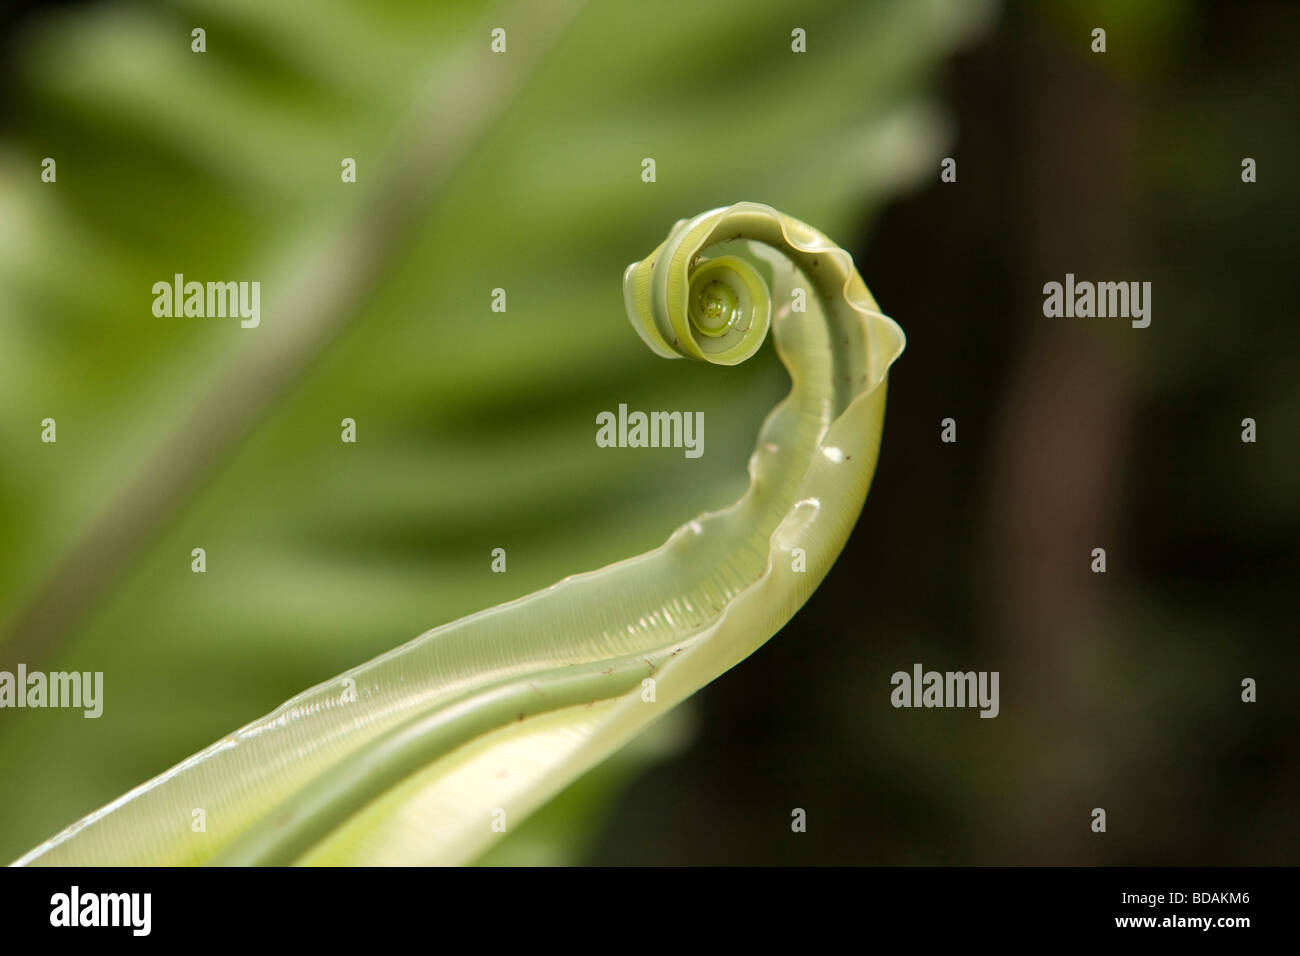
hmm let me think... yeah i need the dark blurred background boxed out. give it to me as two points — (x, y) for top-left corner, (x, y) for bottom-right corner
(0, 0), (1295, 864)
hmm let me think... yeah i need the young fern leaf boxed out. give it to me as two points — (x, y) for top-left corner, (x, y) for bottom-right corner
(13, 202), (904, 867)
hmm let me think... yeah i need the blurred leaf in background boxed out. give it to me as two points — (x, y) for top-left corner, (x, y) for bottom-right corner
(0, 0), (992, 863)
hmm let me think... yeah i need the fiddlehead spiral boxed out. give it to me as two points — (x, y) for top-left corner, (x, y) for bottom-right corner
(624, 218), (773, 365)
(626, 201), (902, 386)
(15, 202), (904, 867)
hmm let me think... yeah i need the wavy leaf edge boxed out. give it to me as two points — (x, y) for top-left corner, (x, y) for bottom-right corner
(14, 201), (904, 867)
